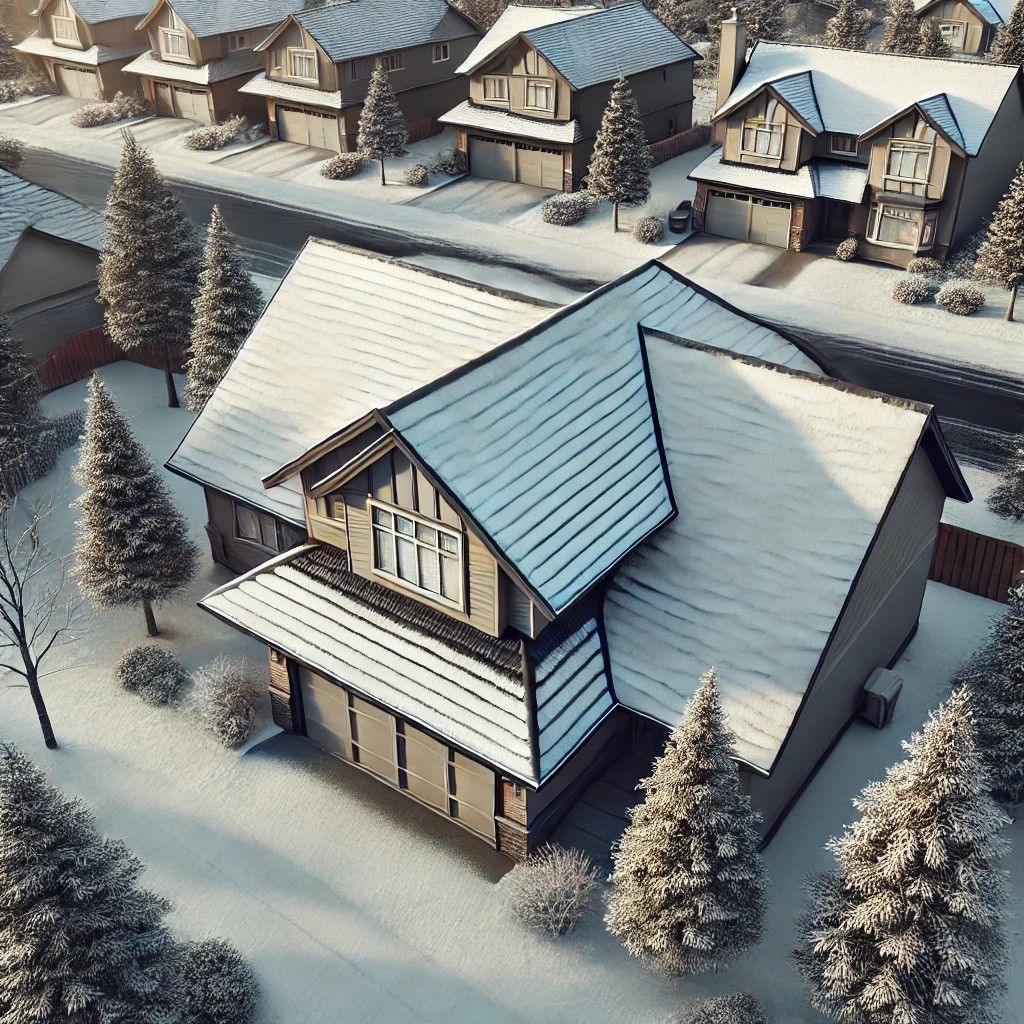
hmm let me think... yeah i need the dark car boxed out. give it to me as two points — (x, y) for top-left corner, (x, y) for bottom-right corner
(669, 200), (692, 234)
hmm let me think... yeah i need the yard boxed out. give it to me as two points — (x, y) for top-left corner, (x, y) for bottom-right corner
(2, 361), (1022, 1024)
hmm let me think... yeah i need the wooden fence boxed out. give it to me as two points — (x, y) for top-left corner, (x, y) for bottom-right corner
(648, 122), (712, 167)
(928, 522), (1024, 603)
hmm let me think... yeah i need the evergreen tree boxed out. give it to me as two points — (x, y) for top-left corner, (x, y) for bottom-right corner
(918, 16), (953, 55)
(72, 375), (198, 637)
(989, 0), (1024, 64)
(0, 134), (23, 174)
(0, 19), (19, 80)
(973, 160), (1024, 321)
(0, 314), (43, 473)
(822, 0), (871, 49)
(652, 0), (716, 38)
(794, 689), (1009, 1024)
(457, 0), (508, 29)
(586, 76), (652, 233)
(184, 206), (262, 412)
(605, 669), (766, 976)
(744, 0), (786, 42)
(357, 59), (408, 186)
(988, 433), (1024, 521)
(97, 131), (201, 408)
(0, 745), (182, 1023)
(880, 0), (922, 53)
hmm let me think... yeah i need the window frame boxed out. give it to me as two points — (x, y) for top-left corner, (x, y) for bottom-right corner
(829, 133), (857, 156)
(866, 202), (924, 250)
(524, 77), (554, 112)
(481, 74), (509, 104)
(233, 501), (281, 552)
(939, 19), (965, 46)
(432, 42), (450, 63)
(50, 13), (79, 44)
(383, 51), (404, 73)
(227, 32), (247, 52)
(882, 138), (934, 194)
(159, 24), (191, 61)
(286, 46), (318, 83)
(740, 102), (785, 159)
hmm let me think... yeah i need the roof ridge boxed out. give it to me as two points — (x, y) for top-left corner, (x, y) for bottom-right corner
(757, 38), (1020, 71)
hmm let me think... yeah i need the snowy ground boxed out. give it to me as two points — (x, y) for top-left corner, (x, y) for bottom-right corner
(944, 462), (1024, 547)
(2, 361), (1022, 1024)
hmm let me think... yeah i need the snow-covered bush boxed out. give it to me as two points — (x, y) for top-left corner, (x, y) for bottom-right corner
(115, 645), (189, 707)
(320, 152), (365, 179)
(633, 216), (664, 244)
(892, 274), (931, 304)
(0, 69), (54, 104)
(541, 192), (590, 226)
(401, 163), (428, 187)
(906, 255), (942, 277)
(835, 237), (858, 261)
(672, 993), (768, 1024)
(178, 938), (258, 1024)
(936, 279), (985, 316)
(70, 91), (147, 128)
(504, 844), (599, 937)
(0, 134), (23, 173)
(192, 657), (263, 748)
(183, 115), (256, 151)
(427, 147), (467, 176)
(0, 408), (84, 500)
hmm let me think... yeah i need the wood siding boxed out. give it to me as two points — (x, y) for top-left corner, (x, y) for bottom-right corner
(929, 523), (1024, 602)
(865, 114), (953, 202)
(917, 0), (989, 53)
(267, 21), (337, 91)
(204, 487), (307, 575)
(469, 39), (570, 121)
(722, 90), (805, 172)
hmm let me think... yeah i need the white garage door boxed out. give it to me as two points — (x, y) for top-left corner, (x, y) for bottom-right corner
(154, 82), (210, 123)
(55, 64), (100, 99)
(750, 197), (792, 247)
(469, 135), (515, 181)
(470, 134), (562, 190)
(705, 189), (791, 248)
(276, 105), (342, 152)
(517, 144), (562, 189)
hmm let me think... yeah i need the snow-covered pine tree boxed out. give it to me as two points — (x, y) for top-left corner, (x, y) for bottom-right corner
(605, 669), (766, 976)
(184, 205), (262, 411)
(990, 0), (1024, 63)
(0, 134), (23, 174)
(457, 0), (508, 29)
(586, 76), (652, 233)
(744, 0), (786, 42)
(880, 0), (922, 53)
(72, 375), (198, 637)
(822, 0), (871, 48)
(988, 433), (1024, 521)
(0, 19), (20, 80)
(651, 0), (715, 38)
(357, 59), (408, 186)
(918, 16), (953, 55)
(98, 130), (202, 408)
(794, 688), (1009, 1024)
(0, 744), (182, 1023)
(973, 159), (1024, 321)
(0, 313), (44, 474)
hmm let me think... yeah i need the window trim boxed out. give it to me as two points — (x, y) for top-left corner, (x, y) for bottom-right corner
(481, 74), (509, 104)
(432, 42), (450, 63)
(829, 133), (857, 156)
(882, 138), (934, 193)
(524, 77), (554, 112)
(383, 51), (404, 72)
(227, 32), (247, 52)
(233, 501), (280, 553)
(159, 25), (191, 61)
(739, 114), (785, 159)
(866, 202), (924, 250)
(939, 19), (966, 46)
(286, 46), (318, 83)
(50, 13), (79, 43)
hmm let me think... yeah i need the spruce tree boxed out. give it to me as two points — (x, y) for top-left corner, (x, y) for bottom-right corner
(918, 16), (953, 55)
(458, 0), (508, 29)
(0, 314), (43, 474)
(586, 76), (652, 233)
(989, 0), (1024, 63)
(880, 0), (922, 54)
(652, 0), (716, 37)
(822, 0), (871, 49)
(973, 160), (1024, 321)
(97, 130), (201, 408)
(988, 433), (1024, 521)
(605, 669), (766, 976)
(184, 205), (262, 412)
(794, 689), (1009, 1024)
(0, 745), (182, 1023)
(744, 0), (786, 42)
(357, 59), (408, 186)
(0, 19), (19, 80)
(72, 375), (198, 637)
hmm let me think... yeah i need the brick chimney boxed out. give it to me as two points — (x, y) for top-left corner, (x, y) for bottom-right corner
(716, 7), (747, 115)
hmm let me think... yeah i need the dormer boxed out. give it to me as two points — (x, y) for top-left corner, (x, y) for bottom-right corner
(137, 0), (200, 64)
(470, 37), (570, 122)
(257, 15), (335, 92)
(36, 0), (89, 49)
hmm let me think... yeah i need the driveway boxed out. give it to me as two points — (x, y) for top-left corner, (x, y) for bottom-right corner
(0, 94), (86, 125)
(405, 176), (550, 220)
(217, 140), (330, 179)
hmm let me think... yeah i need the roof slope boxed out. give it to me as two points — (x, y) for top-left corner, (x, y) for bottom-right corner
(15, 33), (144, 63)
(123, 48), (262, 83)
(770, 71), (823, 132)
(157, 0), (305, 38)
(36, 0), (151, 24)
(605, 333), (930, 772)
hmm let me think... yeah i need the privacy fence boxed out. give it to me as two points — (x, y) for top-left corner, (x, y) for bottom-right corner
(929, 522), (1024, 603)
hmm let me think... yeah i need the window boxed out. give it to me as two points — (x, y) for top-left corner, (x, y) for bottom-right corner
(288, 47), (317, 81)
(160, 25), (189, 58)
(370, 501), (462, 606)
(227, 32), (247, 51)
(482, 75), (508, 102)
(829, 133), (857, 155)
(526, 78), (553, 111)
(867, 203), (922, 249)
(432, 43), (450, 63)
(50, 14), (78, 43)
(883, 139), (932, 194)
(741, 100), (784, 158)
(234, 503), (281, 551)
(383, 52), (404, 72)
(939, 20), (964, 46)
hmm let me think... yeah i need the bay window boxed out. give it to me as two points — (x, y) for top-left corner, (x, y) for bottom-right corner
(371, 502), (462, 607)
(867, 203), (923, 249)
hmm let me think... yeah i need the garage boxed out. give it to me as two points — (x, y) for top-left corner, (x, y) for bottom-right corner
(298, 666), (496, 841)
(469, 134), (563, 190)
(55, 64), (100, 100)
(705, 189), (792, 248)
(275, 105), (342, 152)
(154, 82), (211, 122)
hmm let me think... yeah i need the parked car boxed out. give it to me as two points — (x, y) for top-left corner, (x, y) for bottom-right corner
(669, 200), (692, 234)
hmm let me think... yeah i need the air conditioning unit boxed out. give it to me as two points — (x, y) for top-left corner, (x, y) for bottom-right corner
(858, 667), (903, 729)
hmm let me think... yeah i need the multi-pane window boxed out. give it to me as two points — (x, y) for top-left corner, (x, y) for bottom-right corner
(160, 26), (189, 58)
(829, 133), (857, 155)
(432, 43), (450, 63)
(288, 48), (317, 80)
(482, 75), (508, 102)
(383, 52), (404, 72)
(370, 502), (461, 606)
(884, 140), (932, 194)
(741, 100), (784, 157)
(525, 79), (553, 111)
(867, 203), (921, 248)
(227, 33), (247, 51)
(50, 14), (78, 43)
(234, 503), (281, 551)
(939, 20), (964, 46)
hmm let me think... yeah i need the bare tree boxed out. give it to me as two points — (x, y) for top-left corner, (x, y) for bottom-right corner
(0, 499), (84, 749)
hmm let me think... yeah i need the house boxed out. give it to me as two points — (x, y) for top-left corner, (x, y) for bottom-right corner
(122, 0), (306, 124)
(14, 0), (151, 100)
(438, 2), (698, 192)
(688, 11), (1024, 265)
(175, 239), (968, 858)
(238, 0), (481, 153)
(0, 169), (104, 363)
(913, 0), (1012, 55)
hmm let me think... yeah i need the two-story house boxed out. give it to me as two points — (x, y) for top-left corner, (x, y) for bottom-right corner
(172, 239), (969, 858)
(122, 0), (305, 123)
(913, 0), (1012, 55)
(14, 0), (151, 100)
(438, 1), (698, 192)
(689, 11), (1023, 265)
(238, 0), (480, 153)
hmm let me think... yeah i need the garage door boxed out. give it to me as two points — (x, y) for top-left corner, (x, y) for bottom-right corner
(705, 189), (791, 248)
(154, 82), (210, 122)
(469, 134), (562, 189)
(517, 144), (562, 189)
(276, 105), (342, 151)
(55, 64), (100, 99)
(469, 135), (515, 181)
(750, 197), (791, 247)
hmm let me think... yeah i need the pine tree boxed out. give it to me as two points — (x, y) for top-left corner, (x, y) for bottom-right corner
(652, 0), (715, 38)
(989, 0), (1024, 64)
(72, 375), (198, 637)
(184, 206), (262, 412)
(744, 0), (786, 43)
(0, 745), (182, 1023)
(822, 0), (871, 49)
(357, 59), (408, 186)
(988, 433), (1024, 521)
(973, 160), (1024, 321)
(0, 19), (19, 80)
(880, 0), (922, 54)
(0, 314), (43, 474)
(586, 76), (652, 233)
(918, 16), (953, 55)
(605, 669), (766, 976)
(457, 0), (508, 29)
(97, 130), (201, 408)
(794, 689), (1009, 1024)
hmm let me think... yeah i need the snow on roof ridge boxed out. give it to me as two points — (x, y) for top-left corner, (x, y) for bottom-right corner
(753, 37), (1019, 71)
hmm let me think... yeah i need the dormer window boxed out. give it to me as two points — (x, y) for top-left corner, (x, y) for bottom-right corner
(829, 133), (857, 156)
(160, 10), (190, 61)
(50, 12), (78, 44)
(482, 75), (508, 103)
(741, 98), (784, 158)
(287, 47), (318, 81)
(525, 79), (553, 112)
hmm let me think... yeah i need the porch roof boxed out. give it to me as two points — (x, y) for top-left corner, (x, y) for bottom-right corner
(13, 33), (144, 64)
(122, 48), (262, 84)
(238, 71), (343, 110)
(438, 100), (581, 144)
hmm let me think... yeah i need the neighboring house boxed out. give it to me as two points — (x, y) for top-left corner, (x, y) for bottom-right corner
(14, 0), (151, 100)
(438, 2), (698, 192)
(238, 0), (480, 153)
(913, 0), (1012, 55)
(173, 238), (969, 858)
(689, 11), (1024, 265)
(122, 0), (305, 124)
(0, 169), (104, 363)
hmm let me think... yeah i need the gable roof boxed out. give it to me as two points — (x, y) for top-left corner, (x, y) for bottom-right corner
(769, 70), (823, 132)
(138, 0), (305, 38)
(716, 41), (1019, 156)
(914, 0), (1012, 25)
(32, 0), (151, 24)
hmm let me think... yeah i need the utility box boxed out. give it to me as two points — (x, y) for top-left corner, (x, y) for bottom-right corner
(859, 667), (903, 729)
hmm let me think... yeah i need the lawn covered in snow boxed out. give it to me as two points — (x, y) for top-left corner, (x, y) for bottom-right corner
(2, 362), (1022, 1024)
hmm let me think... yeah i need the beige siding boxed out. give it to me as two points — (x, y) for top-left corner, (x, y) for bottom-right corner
(469, 39), (570, 120)
(267, 21), (337, 91)
(919, 0), (989, 52)
(147, 2), (202, 65)
(865, 114), (953, 201)
(722, 90), (804, 172)
(39, 0), (91, 47)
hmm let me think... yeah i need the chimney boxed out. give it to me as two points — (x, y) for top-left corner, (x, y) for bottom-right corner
(716, 6), (747, 115)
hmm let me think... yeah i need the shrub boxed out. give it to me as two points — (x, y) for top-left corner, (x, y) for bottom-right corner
(906, 256), (942, 277)
(835, 237), (858, 262)
(0, 409), (83, 500)
(178, 938), (258, 1024)
(936, 279), (985, 316)
(115, 644), (190, 707)
(70, 90), (148, 128)
(402, 163), (428, 187)
(320, 152), (366, 179)
(504, 844), (598, 937)
(943, 230), (984, 282)
(673, 993), (768, 1024)
(192, 657), (263, 748)
(634, 215), (665, 244)
(183, 115), (255, 151)
(541, 192), (590, 227)
(0, 135), (23, 173)
(0, 70), (54, 105)
(892, 274), (932, 305)
(427, 147), (467, 176)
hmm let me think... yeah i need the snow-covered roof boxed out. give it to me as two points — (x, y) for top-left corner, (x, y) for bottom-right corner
(716, 42), (1019, 156)
(914, 0), (1011, 24)
(14, 33), (144, 64)
(140, 0), (305, 38)
(123, 48), (262, 84)
(605, 333), (934, 773)
(813, 160), (869, 204)
(31, 0), (151, 25)
(769, 71), (823, 132)
(166, 242), (552, 524)
(439, 100), (581, 143)
(238, 71), (342, 110)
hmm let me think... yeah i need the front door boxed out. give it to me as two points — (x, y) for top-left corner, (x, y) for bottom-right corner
(823, 200), (852, 242)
